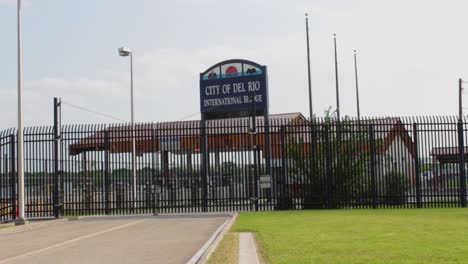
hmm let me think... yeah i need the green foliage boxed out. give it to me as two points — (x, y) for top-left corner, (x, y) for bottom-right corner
(220, 162), (245, 183)
(380, 171), (409, 205)
(170, 166), (199, 178)
(420, 162), (433, 172)
(221, 161), (237, 176)
(448, 177), (468, 188)
(285, 109), (371, 208)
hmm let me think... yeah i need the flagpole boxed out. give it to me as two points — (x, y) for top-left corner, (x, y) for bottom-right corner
(354, 50), (361, 121)
(305, 13), (313, 121)
(17, 0), (26, 224)
(334, 34), (341, 122)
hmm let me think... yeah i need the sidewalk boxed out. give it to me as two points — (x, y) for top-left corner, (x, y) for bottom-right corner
(239, 233), (260, 264)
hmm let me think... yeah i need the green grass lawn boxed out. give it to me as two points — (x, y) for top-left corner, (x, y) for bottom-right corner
(207, 233), (239, 264)
(232, 209), (468, 264)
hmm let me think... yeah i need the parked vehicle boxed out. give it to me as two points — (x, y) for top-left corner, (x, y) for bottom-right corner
(421, 171), (434, 181)
(209, 175), (232, 187)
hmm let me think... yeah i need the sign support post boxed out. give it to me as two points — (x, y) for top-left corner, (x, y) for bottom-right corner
(200, 59), (270, 212)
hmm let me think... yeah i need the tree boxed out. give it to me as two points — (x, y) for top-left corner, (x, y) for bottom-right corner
(284, 108), (372, 209)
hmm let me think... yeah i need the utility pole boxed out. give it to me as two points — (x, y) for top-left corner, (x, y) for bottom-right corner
(458, 78), (467, 208)
(354, 50), (361, 121)
(459, 78), (463, 122)
(334, 34), (341, 123)
(16, 0), (26, 225)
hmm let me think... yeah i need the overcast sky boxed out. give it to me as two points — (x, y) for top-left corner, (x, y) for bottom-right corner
(0, 0), (467, 129)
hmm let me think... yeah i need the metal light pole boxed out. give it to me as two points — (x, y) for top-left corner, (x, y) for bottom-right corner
(119, 47), (137, 209)
(17, 0), (26, 224)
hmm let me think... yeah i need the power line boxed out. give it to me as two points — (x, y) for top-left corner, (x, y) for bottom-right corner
(177, 104), (227, 121)
(177, 112), (201, 121)
(62, 101), (128, 123)
(63, 98), (249, 123)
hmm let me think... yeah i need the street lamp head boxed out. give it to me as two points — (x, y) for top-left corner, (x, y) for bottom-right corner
(118, 47), (132, 57)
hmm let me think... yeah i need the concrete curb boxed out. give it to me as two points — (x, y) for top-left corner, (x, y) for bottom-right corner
(187, 212), (238, 264)
(69, 212), (233, 221)
(0, 218), (68, 235)
(67, 216), (82, 221)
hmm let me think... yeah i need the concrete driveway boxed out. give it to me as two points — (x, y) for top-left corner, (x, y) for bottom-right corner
(0, 214), (230, 264)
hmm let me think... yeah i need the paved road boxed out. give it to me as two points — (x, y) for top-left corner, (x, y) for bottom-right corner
(0, 214), (230, 264)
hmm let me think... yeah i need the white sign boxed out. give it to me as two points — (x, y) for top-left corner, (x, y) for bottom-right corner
(259, 174), (271, 189)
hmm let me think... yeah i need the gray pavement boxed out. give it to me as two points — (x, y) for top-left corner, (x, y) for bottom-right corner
(0, 214), (230, 264)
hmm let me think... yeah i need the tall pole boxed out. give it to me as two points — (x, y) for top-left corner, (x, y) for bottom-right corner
(459, 78), (463, 122)
(305, 13), (313, 120)
(334, 34), (341, 122)
(17, 0), (26, 224)
(354, 50), (361, 121)
(130, 53), (137, 209)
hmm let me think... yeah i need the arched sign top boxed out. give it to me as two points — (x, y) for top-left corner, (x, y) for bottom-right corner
(201, 59), (266, 81)
(200, 59), (268, 120)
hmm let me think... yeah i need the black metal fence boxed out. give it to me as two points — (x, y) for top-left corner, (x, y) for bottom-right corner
(1, 115), (468, 222)
(0, 129), (15, 222)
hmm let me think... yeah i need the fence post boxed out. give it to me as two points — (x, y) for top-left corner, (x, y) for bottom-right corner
(252, 136), (259, 212)
(104, 130), (111, 215)
(10, 134), (16, 219)
(200, 119), (208, 212)
(279, 126), (287, 210)
(413, 123), (422, 208)
(324, 125), (333, 209)
(264, 113), (272, 196)
(53, 97), (61, 218)
(369, 124), (377, 209)
(458, 121), (467, 207)
(151, 129), (159, 215)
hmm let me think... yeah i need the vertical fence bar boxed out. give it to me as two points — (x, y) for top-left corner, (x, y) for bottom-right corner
(324, 125), (333, 209)
(413, 123), (422, 208)
(10, 134), (17, 219)
(152, 129), (159, 215)
(253, 140), (259, 211)
(3, 154), (7, 220)
(308, 121), (316, 209)
(264, 115), (272, 208)
(279, 126), (286, 210)
(200, 119), (208, 212)
(458, 121), (467, 207)
(104, 131), (110, 215)
(53, 98), (61, 218)
(369, 124), (377, 209)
